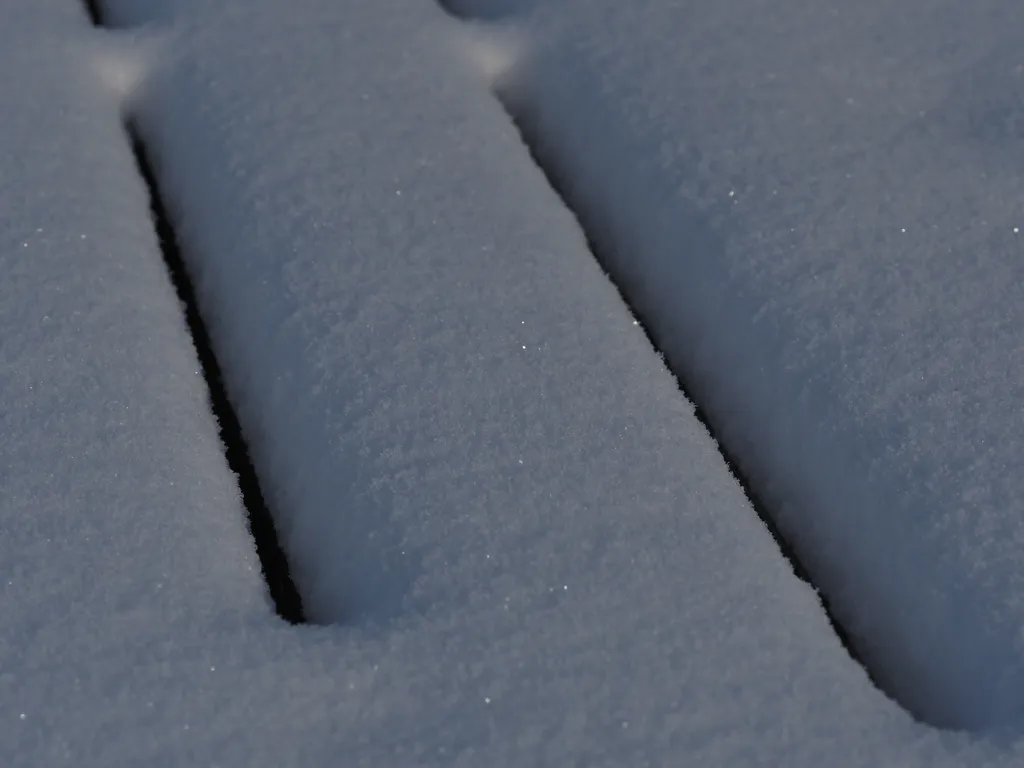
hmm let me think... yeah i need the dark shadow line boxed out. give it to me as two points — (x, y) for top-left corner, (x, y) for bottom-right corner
(126, 122), (306, 625)
(486, 91), (882, 686)
(433, 0), (876, 683)
(84, 0), (305, 626)
(82, 0), (102, 26)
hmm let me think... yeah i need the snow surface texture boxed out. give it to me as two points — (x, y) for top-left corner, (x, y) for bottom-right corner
(439, 0), (1024, 731)
(0, 3), (320, 766)
(2, 0), (1022, 764)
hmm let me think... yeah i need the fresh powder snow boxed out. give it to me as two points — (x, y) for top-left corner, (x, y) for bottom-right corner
(2, 0), (1024, 764)
(447, 0), (1024, 731)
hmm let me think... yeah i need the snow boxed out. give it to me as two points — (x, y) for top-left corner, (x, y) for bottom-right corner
(2, 0), (1024, 764)
(0, 2), (299, 764)
(450, 0), (1024, 731)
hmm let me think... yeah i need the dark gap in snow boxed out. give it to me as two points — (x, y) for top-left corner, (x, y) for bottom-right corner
(82, 0), (102, 26)
(480, 92), (887, 696)
(428, 2), (885, 693)
(124, 123), (306, 625)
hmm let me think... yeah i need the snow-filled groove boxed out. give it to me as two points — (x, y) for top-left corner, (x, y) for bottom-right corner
(434, 3), (892, 706)
(497, 103), (874, 672)
(82, 0), (101, 26)
(82, 0), (304, 624)
(125, 123), (306, 625)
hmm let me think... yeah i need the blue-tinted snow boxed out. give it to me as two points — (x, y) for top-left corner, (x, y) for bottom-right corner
(0, 2), (306, 765)
(4, 0), (1023, 763)
(96, 0), (1024, 762)
(447, 0), (1024, 731)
